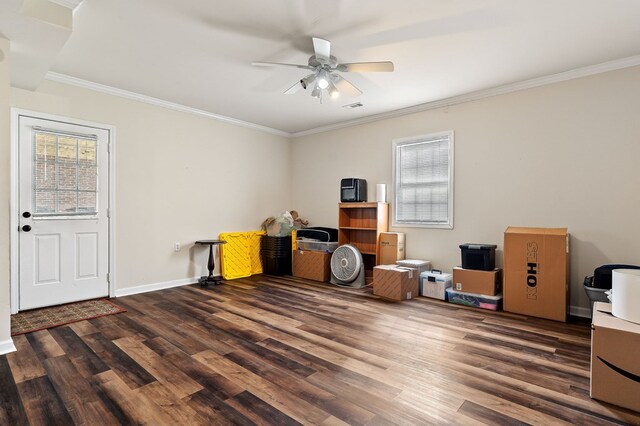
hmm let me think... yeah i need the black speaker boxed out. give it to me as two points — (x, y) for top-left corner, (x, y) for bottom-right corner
(340, 178), (367, 202)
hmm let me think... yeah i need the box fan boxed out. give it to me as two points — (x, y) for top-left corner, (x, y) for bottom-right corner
(330, 244), (366, 288)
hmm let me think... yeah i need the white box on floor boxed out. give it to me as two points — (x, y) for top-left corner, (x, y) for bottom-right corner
(396, 259), (431, 277)
(420, 270), (453, 300)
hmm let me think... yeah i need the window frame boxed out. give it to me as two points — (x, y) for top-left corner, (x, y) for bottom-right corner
(392, 130), (455, 229)
(32, 130), (99, 218)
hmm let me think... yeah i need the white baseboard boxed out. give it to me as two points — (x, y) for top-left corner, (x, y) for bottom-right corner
(0, 338), (17, 355)
(570, 304), (592, 319)
(114, 276), (200, 298)
(114, 278), (595, 320)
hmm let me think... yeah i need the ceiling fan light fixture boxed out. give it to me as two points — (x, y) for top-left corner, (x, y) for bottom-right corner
(317, 77), (329, 89)
(327, 80), (339, 99)
(253, 36), (390, 102)
(300, 74), (315, 90)
(317, 70), (329, 89)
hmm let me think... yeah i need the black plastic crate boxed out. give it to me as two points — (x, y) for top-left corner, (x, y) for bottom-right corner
(459, 243), (497, 271)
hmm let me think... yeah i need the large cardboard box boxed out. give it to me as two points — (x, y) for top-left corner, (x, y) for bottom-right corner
(373, 265), (418, 301)
(292, 249), (331, 282)
(503, 227), (569, 322)
(379, 232), (405, 265)
(591, 302), (640, 411)
(453, 267), (501, 296)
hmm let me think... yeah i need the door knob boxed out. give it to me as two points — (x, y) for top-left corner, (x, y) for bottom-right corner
(22, 225), (31, 232)
(22, 211), (31, 218)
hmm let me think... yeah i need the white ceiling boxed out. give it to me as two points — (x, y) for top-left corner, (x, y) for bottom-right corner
(5, 0), (640, 134)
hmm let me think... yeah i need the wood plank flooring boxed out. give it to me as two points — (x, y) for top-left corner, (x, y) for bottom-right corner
(2, 275), (640, 425)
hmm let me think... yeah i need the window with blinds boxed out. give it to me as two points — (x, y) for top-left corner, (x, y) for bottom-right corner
(393, 131), (454, 228)
(33, 129), (99, 216)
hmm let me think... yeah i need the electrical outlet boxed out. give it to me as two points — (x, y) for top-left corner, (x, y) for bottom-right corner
(174, 242), (181, 252)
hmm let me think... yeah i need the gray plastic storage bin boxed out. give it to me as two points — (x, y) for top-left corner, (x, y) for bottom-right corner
(396, 259), (432, 276)
(296, 239), (339, 253)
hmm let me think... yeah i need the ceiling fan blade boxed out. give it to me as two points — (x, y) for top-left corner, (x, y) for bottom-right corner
(336, 61), (395, 72)
(332, 75), (362, 97)
(284, 81), (303, 95)
(312, 37), (331, 61)
(252, 61), (313, 70)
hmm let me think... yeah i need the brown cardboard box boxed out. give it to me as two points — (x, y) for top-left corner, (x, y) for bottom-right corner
(373, 265), (418, 301)
(503, 227), (569, 321)
(453, 267), (501, 296)
(591, 302), (640, 411)
(292, 249), (331, 282)
(379, 232), (405, 265)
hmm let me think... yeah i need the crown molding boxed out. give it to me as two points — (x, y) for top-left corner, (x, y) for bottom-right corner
(291, 54), (640, 138)
(44, 72), (291, 138)
(46, 54), (640, 140)
(48, 0), (84, 10)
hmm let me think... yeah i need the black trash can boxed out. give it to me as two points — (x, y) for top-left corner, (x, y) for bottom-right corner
(261, 236), (292, 276)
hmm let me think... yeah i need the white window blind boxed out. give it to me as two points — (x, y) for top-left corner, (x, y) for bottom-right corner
(393, 131), (454, 228)
(32, 130), (99, 216)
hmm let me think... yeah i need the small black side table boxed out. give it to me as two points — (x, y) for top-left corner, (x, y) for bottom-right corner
(195, 240), (226, 286)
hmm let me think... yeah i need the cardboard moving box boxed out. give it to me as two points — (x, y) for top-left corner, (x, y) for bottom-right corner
(379, 232), (405, 265)
(373, 265), (418, 301)
(591, 302), (640, 412)
(504, 227), (569, 322)
(292, 249), (331, 282)
(453, 267), (501, 296)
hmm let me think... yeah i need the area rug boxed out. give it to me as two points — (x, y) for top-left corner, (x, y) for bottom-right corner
(11, 299), (126, 336)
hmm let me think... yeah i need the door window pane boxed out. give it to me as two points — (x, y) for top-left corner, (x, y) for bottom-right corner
(34, 190), (56, 214)
(58, 164), (78, 190)
(78, 140), (97, 164)
(78, 166), (97, 191)
(57, 137), (77, 163)
(58, 191), (77, 213)
(33, 131), (98, 216)
(35, 134), (56, 161)
(34, 162), (56, 190)
(78, 192), (97, 213)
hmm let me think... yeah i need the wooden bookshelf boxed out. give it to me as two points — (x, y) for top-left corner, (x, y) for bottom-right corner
(338, 202), (389, 270)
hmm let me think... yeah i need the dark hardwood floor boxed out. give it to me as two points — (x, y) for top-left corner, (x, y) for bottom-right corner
(2, 275), (639, 425)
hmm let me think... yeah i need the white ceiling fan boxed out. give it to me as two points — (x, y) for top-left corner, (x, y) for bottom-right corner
(252, 37), (394, 102)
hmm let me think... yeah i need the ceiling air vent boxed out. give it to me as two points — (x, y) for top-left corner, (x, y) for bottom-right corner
(343, 102), (363, 109)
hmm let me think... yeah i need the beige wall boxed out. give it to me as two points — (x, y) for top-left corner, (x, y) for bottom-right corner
(291, 66), (640, 314)
(11, 80), (292, 292)
(0, 39), (11, 346)
(3, 60), (638, 334)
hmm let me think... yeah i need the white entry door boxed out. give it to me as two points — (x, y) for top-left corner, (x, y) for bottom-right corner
(18, 115), (110, 310)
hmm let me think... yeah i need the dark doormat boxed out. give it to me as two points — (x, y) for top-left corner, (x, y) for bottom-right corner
(11, 299), (126, 336)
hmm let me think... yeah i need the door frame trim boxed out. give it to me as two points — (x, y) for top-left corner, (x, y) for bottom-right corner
(10, 108), (116, 314)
